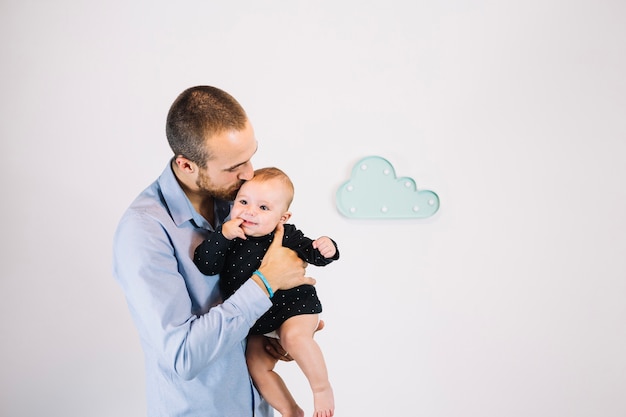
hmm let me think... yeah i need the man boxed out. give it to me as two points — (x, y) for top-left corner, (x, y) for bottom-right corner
(113, 86), (316, 416)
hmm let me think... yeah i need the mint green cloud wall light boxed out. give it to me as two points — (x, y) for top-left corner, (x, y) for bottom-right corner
(336, 156), (440, 219)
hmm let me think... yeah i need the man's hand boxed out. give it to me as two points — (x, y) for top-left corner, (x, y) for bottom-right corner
(256, 223), (315, 292)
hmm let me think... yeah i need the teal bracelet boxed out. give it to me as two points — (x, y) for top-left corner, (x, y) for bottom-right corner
(253, 270), (274, 298)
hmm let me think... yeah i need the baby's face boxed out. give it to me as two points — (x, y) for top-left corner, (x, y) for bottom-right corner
(229, 178), (291, 237)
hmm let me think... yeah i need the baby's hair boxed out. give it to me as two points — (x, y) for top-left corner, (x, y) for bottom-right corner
(252, 167), (295, 207)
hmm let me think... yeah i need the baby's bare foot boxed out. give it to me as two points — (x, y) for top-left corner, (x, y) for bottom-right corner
(313, 386), (334, 417)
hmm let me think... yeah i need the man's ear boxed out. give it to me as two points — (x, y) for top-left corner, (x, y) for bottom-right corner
(279, 211), (292, 224)
(174, 155), (196, 173)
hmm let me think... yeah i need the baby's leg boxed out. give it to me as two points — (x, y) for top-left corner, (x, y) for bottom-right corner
(278, 315), (335, 417)
(246, 335), (304, 417)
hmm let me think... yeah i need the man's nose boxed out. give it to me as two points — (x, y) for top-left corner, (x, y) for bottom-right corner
(238, 162), (254, 181)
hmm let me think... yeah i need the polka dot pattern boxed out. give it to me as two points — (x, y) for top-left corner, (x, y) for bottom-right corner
(194, 224), (338, 335)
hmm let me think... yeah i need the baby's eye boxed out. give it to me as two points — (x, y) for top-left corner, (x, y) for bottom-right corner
(238, 199), (248, 206)
(260, 205), (269, 211)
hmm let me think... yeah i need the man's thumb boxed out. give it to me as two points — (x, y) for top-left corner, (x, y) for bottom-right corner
(271, 223), (284, 247)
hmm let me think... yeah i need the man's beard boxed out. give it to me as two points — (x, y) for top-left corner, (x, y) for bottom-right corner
(196, 170), (244, 202)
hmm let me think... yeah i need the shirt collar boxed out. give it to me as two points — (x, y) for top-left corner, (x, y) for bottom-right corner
(157, 160), (232, 230)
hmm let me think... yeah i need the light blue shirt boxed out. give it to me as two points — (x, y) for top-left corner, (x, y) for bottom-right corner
(113, 161), (273, 417)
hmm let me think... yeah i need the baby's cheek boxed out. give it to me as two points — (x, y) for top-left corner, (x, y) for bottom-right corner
(229, 207), (242, 219)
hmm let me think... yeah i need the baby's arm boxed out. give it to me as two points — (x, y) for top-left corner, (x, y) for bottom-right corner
(283, 224), (339, 266)
(312, 236), (337, 259)
(193, 220), (244, 275)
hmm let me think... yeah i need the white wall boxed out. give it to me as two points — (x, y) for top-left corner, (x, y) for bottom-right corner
(2, 1), (625, 416)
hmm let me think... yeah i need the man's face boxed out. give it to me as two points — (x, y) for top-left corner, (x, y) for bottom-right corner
(197, 120), (257, 201)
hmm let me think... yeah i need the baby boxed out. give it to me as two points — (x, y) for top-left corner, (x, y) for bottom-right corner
(194, 167), (339, 417)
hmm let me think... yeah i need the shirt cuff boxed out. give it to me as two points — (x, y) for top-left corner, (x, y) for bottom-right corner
(227, 278), (273, 322)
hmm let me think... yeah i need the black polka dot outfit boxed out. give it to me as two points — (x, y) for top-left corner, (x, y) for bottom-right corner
(194, 224), (339, 335)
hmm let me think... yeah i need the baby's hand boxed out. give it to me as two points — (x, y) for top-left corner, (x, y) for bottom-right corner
(312, 236), (336, 258)
(222, 218), (247, 240)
